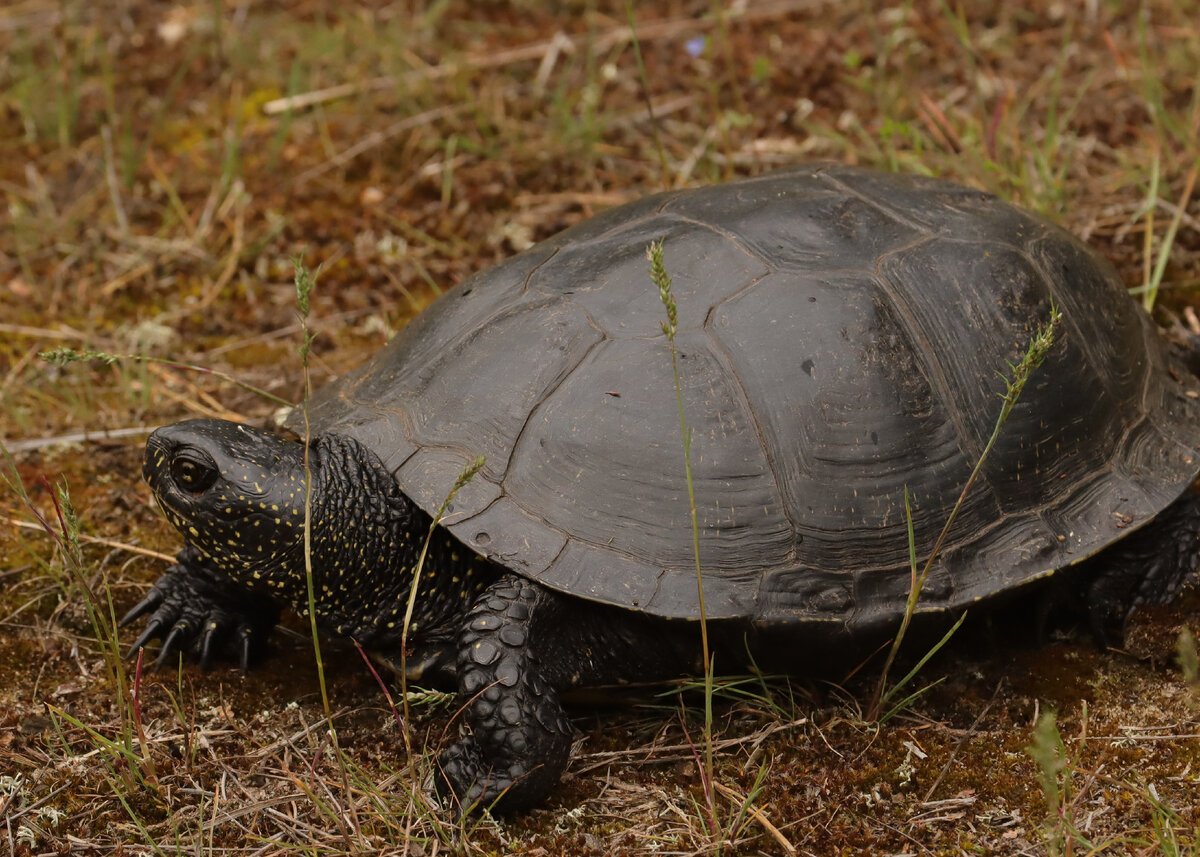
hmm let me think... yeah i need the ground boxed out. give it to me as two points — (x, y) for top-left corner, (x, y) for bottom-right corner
(1, 1), (1199, 854)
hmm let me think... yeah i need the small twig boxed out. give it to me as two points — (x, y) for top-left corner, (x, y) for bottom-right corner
(918, 93), (964, 153)
(100, 125), (129, 236)
(533, 30), (574, 95)
(612, 93), (699, 129)
(40, 348), (292, 408)
(921, 681), (1004, 803)
(4, 517), (174, 563)
(262, 40), (557, 116)
(352, 639), (404, 731)
(3, 425), (154, 454)
(572, 718), (808, 773)
(676, 124), (720, 184)
(1065, 733), (1200, 742)
(147, 371), (249, 423)
(0, 342), (38, 398)
(195, 186), (246, 310)
(207, 308), (372, 357)
(293, 106), (460, 185)
(1155, 196), (1200, 234)
(144, 141), (200, 240)
(0, 322), (87, 341)
(98, 261), (156, 298)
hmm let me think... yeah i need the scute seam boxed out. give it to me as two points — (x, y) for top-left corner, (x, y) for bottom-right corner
(665, 213), (780, 270)
(869, 268), (986, 468)
(700, 312), (801, 561)
(501, 332), (608, 483)
(819, 171), (938, 237)
(1023, 232), (1142, 420)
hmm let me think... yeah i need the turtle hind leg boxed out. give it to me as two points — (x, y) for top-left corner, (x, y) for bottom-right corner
(1082, 491), (1200, 647)
(435, 574), (698, 814)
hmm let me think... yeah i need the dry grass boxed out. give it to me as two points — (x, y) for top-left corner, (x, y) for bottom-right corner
(2, 0), (1199, 854)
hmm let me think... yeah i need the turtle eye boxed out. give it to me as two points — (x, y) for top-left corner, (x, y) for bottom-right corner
(170, 449), (218, 493)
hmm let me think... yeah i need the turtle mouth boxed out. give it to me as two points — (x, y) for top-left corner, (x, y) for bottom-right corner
(143, 430), (207, 531)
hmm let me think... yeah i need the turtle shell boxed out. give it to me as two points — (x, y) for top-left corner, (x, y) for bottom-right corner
(298, 165), (1200, 633)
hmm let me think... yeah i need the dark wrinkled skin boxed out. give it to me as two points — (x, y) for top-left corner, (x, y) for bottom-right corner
(1063, 493), (1200, 645)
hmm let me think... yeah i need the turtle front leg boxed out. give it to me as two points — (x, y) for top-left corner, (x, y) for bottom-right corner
(122, 546), (281, 668)
(435, 574), (698, 814)
(1082, 491), (1200, 646)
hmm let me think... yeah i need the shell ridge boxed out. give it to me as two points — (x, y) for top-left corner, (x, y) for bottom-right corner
(664, 213), (778, 269)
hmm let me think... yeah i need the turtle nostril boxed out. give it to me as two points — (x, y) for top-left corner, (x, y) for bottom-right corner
(170, 449), (219, 493)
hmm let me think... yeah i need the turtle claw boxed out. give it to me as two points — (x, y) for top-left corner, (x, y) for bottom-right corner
(239, 628), (254, 672)
(199, 623), (221, 669)
(120, 589), (164, 628)
(126, 618), (166, 659)
(155, 623), (191, 668)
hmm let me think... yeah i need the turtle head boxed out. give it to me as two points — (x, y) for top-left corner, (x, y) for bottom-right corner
(143, 418), (427, 633)
(145, 416), (485, 647)
(144, 419), (310, 577)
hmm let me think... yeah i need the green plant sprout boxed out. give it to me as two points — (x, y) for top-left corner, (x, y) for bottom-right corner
(399, 453), (486, 764)
(291, 256), (366, 839)
(624, 0), (669, 184)
(1027, 710), (1078, 856)
(648, 238), (720, 836)
(293, 256), (331, 721)
(1179, 628), (1199, 703)
(869, 303), (1062, 721)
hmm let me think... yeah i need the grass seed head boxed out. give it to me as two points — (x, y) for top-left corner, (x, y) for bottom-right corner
(647, 239), (677, 341)
(39, 347), (120, 366)
(293, 255), (316, 319)
(293, 256), (319, 361)
(1002, 303), (1062, 403)
(436, 454), (486, 523)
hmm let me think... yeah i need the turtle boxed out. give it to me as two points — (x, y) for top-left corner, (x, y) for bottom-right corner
(128, 164), (1200, 814)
